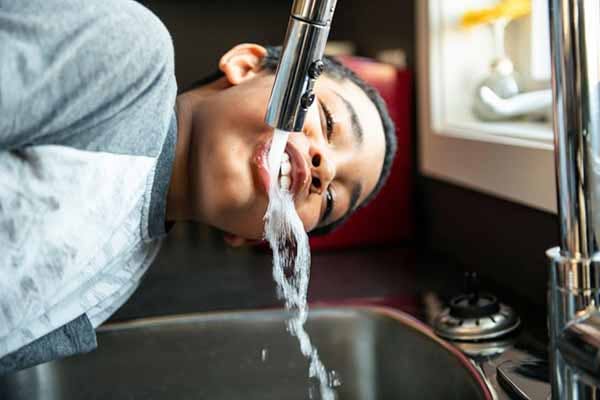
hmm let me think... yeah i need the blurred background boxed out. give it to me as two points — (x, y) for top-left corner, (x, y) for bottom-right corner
(137, 0), (415, 87)
(112, 0), (556, 346)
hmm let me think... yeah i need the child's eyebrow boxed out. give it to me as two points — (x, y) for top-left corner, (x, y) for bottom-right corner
(334, 90), (363, 144)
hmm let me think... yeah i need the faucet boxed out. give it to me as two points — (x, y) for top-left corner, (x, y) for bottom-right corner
(264, 0), (338, 133)
(548, 0), (600, 398)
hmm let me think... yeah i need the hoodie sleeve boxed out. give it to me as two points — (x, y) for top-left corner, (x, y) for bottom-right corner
(0, 0), (175, 155)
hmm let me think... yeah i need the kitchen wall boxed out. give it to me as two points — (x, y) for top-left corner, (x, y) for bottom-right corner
(139, 0), (415, 87)
(417, 176), (557, 337)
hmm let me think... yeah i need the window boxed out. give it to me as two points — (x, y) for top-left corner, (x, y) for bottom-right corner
(530, 0), (551, 81)
(418, 0), (557, 212)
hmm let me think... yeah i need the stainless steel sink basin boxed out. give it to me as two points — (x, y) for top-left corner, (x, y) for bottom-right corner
(0, 306), (491, 399)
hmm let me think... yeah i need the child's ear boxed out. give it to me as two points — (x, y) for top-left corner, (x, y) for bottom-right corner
(218, 43), (267, 85)
(223, 233), (263, 247)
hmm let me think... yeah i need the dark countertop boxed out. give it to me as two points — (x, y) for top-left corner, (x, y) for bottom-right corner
(110, 223), (548, 349)
(112, 224), (446, 321)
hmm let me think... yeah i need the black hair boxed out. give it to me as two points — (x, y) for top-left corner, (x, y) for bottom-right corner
(180, 46), (397, 235)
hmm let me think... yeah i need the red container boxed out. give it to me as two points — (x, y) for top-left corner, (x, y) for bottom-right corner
(309, 57), (413, 250)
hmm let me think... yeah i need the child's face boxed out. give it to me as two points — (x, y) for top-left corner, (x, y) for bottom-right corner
(185, 46), (386, 243)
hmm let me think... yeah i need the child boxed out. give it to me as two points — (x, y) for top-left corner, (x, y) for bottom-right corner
(0, 0), (396, 374)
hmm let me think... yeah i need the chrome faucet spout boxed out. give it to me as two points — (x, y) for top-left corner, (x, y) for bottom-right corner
(548, 0), (600, 397)
(264, 0), (338, 132)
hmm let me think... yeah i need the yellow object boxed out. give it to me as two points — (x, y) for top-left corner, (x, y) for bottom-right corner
(461, 0), (531, 28)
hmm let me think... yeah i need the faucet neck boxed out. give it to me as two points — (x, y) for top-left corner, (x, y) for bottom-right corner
(549, 0), (600, 259)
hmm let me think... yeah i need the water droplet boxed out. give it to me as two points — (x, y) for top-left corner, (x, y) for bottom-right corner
(329, 370), (342, 387)
(261, 348), (268, 362)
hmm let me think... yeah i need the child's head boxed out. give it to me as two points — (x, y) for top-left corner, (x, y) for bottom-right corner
(173, 44), (396, 245)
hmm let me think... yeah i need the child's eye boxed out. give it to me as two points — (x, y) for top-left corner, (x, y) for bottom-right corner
(319, 100), (335, 141)
(325, 113), (333, 139)
(321, 187), (335, 223)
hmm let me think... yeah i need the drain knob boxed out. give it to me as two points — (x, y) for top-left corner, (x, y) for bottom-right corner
(449, 273), (500, 319)
(449, 293), (500, 319)
(434, 272), (520, 341)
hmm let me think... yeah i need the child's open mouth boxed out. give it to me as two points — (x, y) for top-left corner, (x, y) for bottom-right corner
(254, 140), (309, 197)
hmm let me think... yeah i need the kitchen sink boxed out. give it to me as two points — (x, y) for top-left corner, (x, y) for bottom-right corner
(0, 306), (491, 399)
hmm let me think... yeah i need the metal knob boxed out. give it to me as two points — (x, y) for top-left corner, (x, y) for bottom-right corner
(301, 92), (315, 109)
(434, 272), (520, 341)
(309, 60), (325, 79)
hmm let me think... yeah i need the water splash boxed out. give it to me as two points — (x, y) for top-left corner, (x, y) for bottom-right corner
(263, 130), (337, 400)
(267, 129), (289, 180)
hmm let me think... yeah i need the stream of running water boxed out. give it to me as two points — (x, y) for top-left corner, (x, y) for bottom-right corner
(262, 129), (338, 400)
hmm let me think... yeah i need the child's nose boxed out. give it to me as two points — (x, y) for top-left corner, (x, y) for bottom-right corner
(310, 151), (335, 194)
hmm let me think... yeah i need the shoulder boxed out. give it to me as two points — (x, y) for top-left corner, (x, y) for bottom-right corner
(2, 0), (175, 67)
(0, 0), (177, 152)
(93, 1), (175, 77)
(119, 1), (174, 60)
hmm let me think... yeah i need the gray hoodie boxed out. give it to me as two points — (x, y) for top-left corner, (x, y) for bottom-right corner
(0, 0), (178, 374)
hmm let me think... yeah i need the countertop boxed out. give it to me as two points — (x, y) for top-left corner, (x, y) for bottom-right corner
(110, 223), (547, 350)
(111, 223), (429, 321)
